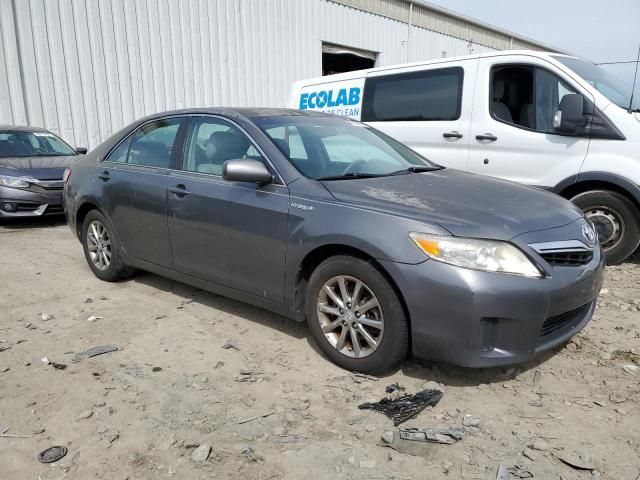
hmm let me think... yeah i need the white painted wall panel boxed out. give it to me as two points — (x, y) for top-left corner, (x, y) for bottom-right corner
(0, 0), (504, 148)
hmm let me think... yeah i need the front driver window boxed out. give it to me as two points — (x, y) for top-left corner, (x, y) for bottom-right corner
(183, 117), (266, 176)
(491, 65), (579, 134)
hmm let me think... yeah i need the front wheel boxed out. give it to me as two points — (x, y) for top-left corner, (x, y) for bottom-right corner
(571, 190), (640, 265)
(305, 255), (408, 374)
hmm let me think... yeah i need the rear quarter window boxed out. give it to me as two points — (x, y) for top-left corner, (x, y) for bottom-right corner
(361, 67), (463, 122)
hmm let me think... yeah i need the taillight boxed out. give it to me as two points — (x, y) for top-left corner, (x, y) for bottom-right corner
(63, 168), (72, 185)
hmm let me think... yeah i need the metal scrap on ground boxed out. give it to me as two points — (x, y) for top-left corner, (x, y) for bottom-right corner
(399, 426), (465, 444)
(358, 388), (443, 426)
(73, 345), (118, 362)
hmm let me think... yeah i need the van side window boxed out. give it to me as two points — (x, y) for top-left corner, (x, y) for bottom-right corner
(361, 67), (463, 122)
(491, 65), (579, 134)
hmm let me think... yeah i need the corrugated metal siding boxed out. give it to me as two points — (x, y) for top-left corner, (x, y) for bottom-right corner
(0, 0), (506, 148)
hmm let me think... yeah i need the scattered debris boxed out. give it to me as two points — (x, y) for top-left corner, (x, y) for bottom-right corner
(76, 409), (93, 420)
(38, 446), (67, 463)
(532, 370), (542, 385)
(510, 465), (534, 478)
(0, 367), (9, 373)
(462, 415), (482, 428)
(385, 383), (406, 394)
(40, 313), (54, 321)
(73, 345), (118, 362)
(496, 465), (510, 480)
(152, 367), (162, 372)
(553, 450), (595, 470)
(522, 448), (538, 461)
(381, 431), (394, 444)
(531, 439), (550, 451)
(622, 364), (638, 375)
(238, 411), (274, 424)
(86, 315), (102, 322)
(0, 345), (11, 353)
(191, 444), (211, 462)
(222, 340), (239, 351)
(41, 357), (66, 370)
(351, 373), (379, 383)
(84, 298), (93, 303)
(359, 389), (443, 426)
(609, 392), (627, 403)
(241, 446), (264, 463)
(399, 425), (465, 444)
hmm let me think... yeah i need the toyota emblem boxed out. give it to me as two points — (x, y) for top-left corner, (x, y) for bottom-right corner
(582, 223), (596, 245)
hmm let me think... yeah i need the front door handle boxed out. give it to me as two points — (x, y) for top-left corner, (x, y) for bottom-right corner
(475, 133), (498, 142)
(97, 171), (110, 181)
(169, 185), (190, 197)
(443, 131), (463, 139)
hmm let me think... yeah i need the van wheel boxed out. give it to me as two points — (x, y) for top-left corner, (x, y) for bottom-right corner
(571, 190), (640, 265)
(81, 210), (134, 281)
(305, 255), (408, 374)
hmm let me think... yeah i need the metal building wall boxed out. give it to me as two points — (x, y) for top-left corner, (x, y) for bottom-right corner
(0, 0), (502, 149)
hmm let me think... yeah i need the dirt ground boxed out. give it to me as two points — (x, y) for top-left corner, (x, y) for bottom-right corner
(0, 217), (638, 480)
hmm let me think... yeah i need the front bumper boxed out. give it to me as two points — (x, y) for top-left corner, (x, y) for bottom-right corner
(380, 235), (605, 368)
(0, 184), (64, 217)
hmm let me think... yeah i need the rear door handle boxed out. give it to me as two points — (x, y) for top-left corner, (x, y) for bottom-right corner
(442, 131), (463, 139)
(169, 185), (190, 197)
(475, 133), (498, 142)
(97, 171), (110, 181)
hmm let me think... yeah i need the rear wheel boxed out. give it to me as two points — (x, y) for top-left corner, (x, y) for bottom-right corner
(571, 190), (640, 265)
(305, 255), (408, 374)
(81, 210), (134, 281)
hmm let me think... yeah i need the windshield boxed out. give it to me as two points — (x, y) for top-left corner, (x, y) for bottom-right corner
(0, 130), (76, 158)
(253, 115), (437, 180)
(554, 56), (639, 111)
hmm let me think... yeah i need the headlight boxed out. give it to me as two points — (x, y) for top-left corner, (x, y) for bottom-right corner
(0, 175), (31, 188)
(409, 232), (542, 278)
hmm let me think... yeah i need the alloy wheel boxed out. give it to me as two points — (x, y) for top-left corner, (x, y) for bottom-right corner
(86, 220), (112, 271)
(317, 275), (384, 358)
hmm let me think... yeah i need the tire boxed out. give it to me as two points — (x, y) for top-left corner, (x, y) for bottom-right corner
(571, 190), (640, 265)
(305, 255), (409, 374)
(81, 210), (134, 281)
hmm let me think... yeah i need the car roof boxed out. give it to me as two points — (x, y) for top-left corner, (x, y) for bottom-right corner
(0, 124), (53, 133)
(136, 107), (333, 123)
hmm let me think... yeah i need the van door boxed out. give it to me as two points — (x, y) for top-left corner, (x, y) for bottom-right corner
(468, 56), (593, 188)
(360, 60), (476, 170)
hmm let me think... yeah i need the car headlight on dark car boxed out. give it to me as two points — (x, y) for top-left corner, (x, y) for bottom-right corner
(410, 232), (543, 278)
(0, 175), (32, 188)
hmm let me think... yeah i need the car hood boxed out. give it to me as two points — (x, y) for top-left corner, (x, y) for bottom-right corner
(322, 169), (583, 240)
(0, 156), (75, 180)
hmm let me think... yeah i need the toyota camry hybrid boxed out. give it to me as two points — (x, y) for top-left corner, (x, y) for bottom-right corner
(63, 108), (604, 373)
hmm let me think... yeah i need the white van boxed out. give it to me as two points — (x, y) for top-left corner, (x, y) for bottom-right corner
(288, 50), (640, 264)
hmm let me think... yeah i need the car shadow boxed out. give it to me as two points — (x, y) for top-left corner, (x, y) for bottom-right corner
(397, 348), (562, 388)
(131, 271), (311, 344)
(0, 215), (67, 230)
(128, 271), (565, 385)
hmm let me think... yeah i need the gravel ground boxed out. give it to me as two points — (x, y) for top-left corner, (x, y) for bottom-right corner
(0, 217), (638, 480)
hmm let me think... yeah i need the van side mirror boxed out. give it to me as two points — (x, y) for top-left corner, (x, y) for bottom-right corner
(222, 159), (273, 185)
(553, 94), (587, 133)
(76, 147), (88, 155)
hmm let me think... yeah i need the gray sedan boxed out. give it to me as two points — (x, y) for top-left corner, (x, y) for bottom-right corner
(0, 125), (86, 218)
(63, 109), (604, 373)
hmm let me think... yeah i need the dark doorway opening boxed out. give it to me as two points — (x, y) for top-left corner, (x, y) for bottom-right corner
(322, 43), (376, 76)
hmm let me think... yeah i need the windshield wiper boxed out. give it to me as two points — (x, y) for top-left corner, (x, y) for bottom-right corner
(316, 172), (387, 181)
(389, 165), (444, 175)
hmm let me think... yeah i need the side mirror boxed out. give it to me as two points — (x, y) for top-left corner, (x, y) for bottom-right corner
(222, 159), (272, 185)
(553, 94), (587, 133)
(76, 147), (88, 155)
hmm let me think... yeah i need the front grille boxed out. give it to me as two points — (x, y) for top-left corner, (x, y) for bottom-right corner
(541, 250), (593, 266)
(539, 303), (590, 338)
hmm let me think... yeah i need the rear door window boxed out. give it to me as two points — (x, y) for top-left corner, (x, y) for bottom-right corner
(106, 118), (182, 167)
(362, 67), (463, 122)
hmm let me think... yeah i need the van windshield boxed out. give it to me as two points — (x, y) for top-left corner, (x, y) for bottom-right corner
(554, 56), (639, 112)
(253, 115), (439, 180)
